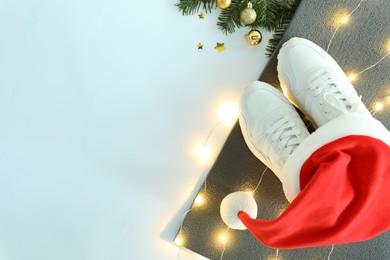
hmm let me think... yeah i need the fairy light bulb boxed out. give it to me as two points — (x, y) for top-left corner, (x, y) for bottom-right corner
(175, 236), (183, 246)
(384, 38), (390, 52)
(219, 102), (239, 125)
(220, 234), (228, 244)
(196, 144), (211, 163)
(340, 16), (349, 24)
(375, 102), (383, 111)
(347, 73), (357, 82)
(194, 195), (204, 206)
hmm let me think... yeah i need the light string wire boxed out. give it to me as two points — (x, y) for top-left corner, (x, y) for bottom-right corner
(176, 209), (193, 259)
(327, 244), (335, 260)
(269, 245), (335, 260)
(267, 248), (280, 260)
(371, 107), (380, 116)
(326, 0), (365, 52)
(251, 167), (268, 194)
(357, 51), (390, 76)
(269, 240), (334, 259)
(201, 119), (225, 195)
(175, 118), (234, 259)
(219, 167), (268, 260)
(327, 0), (390, 80)
(220, 227), (230, 260)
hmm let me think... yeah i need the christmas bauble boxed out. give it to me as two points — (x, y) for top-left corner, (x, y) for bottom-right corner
(245, 30), (262, 45)
(240, 2), (256, 25)
(216, 0), (231, 10)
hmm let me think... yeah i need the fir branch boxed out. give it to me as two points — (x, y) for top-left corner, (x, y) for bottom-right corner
(265, 0), (301, 56)
(176, 0), (215, 15)
(176, 0), (301, 56)
(217, 0), (297, 35)
(266, 21), (289, 56)
(217, 1), (246, 34)
(251, 0), (281, 31)
(278, 0), (296, 9)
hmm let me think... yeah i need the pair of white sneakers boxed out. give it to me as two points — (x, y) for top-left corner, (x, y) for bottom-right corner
(239, 37), (371, 180)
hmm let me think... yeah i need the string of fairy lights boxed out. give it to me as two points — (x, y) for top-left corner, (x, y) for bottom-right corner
(328, 0), (390, 93)
(175, 102), (240, 259)
(175, 0), (389, 259)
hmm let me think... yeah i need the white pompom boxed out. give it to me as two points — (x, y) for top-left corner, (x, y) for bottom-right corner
(220, 192), (258, 230)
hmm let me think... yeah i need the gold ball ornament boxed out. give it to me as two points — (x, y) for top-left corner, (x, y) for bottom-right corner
(240, 2), (257, 25)
(216, 0), (232, 10)
(245, 29), (262, 45)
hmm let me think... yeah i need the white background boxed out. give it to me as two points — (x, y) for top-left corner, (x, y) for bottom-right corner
(0, 0), (271, 259)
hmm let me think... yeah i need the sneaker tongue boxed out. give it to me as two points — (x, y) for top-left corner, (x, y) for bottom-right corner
(282, 138), (300, 159)
(324, 92), (351, 114)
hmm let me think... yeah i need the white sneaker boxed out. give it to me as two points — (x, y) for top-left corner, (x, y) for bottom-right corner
(239, 81), (310, 181)
(277, 37), (371, 127)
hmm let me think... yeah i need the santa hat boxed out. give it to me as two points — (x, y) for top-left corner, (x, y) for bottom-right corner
(220, 112), (390, 249)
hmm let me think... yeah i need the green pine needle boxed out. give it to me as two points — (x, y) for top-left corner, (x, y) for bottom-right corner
(176, 0), (215, 15)
(217, 1), (246, 34)
(176, 0), (301, 56)
(266, 22), (289, 56)
(266, 0), (301, 56)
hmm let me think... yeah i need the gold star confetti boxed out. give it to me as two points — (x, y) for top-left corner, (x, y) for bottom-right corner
(197, 43), (203, 50)
(215, 42), (226, 53)
(198, 13), (205, 20)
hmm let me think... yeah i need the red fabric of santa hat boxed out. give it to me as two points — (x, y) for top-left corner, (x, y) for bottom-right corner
(221, 112), (390, 249)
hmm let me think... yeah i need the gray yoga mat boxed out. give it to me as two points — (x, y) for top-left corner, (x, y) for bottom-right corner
(177, 0), (390, 259)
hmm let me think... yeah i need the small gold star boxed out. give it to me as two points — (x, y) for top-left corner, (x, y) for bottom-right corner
(197, 43), (203, 50)
(215, 42), (226, 52)
(198, 13), (205, 20)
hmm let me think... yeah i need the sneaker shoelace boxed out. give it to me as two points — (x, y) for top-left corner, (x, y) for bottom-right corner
(266, 115), (301, 158)
(308, 68), (360, 115)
